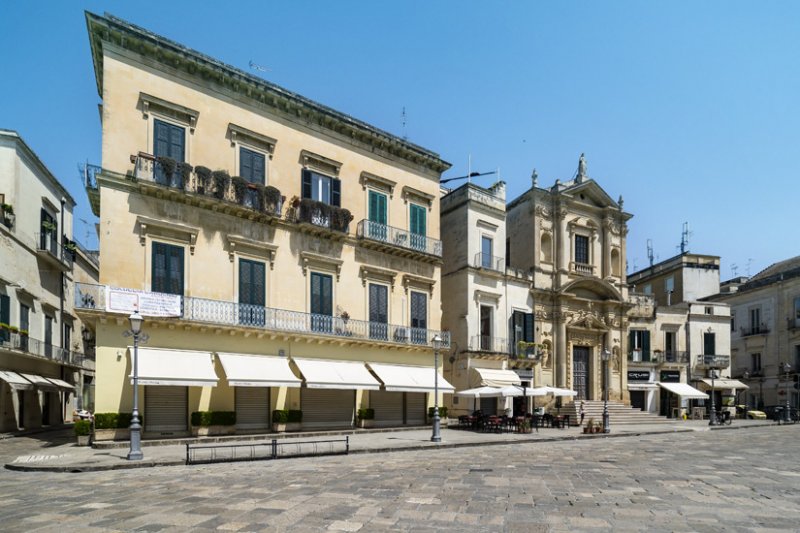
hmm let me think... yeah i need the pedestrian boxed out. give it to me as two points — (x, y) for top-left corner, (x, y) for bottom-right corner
(579, 400), (585, 426)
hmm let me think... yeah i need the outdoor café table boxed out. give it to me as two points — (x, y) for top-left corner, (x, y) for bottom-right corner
(484, 415), (502, 433)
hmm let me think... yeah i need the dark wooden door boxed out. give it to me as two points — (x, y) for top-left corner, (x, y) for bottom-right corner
(573, 346), (590, 400)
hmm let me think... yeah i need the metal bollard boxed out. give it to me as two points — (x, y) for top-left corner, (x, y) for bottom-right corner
(346, 435), (350, 455)
(271, 439), (277, 459)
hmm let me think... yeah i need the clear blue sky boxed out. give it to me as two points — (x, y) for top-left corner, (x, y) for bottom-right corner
(2, 2), (797, 279)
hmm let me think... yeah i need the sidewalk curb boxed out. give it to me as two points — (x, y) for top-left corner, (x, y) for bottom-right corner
(4, 427), (694, 473)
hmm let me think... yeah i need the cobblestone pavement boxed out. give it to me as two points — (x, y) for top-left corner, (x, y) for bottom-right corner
(1, 425), (799, 532)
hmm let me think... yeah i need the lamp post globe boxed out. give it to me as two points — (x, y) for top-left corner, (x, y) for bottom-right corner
(127, 310), (144, 460)
(601, 349), (611, 434)
(431, 334), (443, 443)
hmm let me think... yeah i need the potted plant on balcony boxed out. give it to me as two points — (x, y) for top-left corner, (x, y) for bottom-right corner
(331, 207), (353, 233)
(1, 203), (14, 228)
(74, 419), (92, 446)
(211, 170), (230, 200)
(190, 411), (236, 437)
(195, 166), (212, 195)
(41, 220), (56, 232)
(357, 408), (375, 429)
(262, 186), (282, 215)
(230, 176), (249, 205)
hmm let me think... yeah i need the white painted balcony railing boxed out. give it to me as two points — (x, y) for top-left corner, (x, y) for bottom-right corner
(74, 283), (449, 349)
(473, 252), (505, 272)
(356, 220), (442, 257)
(468, 335), (510, 354)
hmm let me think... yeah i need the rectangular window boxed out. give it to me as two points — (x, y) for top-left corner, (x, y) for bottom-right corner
(629, 330), (651, 362)
(368, 283), (388, 340)
(481, 236), (493, 268)
(0, 294), (9, 343)
(751, 353), (762, 373)
(703, 332), (715, 355)
(512, 310), (534, 356)
(310, 272), (333, 333)
(731, 314), (735, 332)
(44, 314), (53, 358)
(239, 258), (266, 326)
(665, 276), (674, 294)
(153, 119), (185, 162)
(410, 291), (427, 345)
(794, 345), (800, 372)
(643, 284), (652, 295)
(506, 238), (511, 268)
(664, 331), (675, 360)
(794, 297), (800, 327)
(63, 322), (71, 351)
(704, 306), (713, 315)
(40, 209), (58, 254)
(367, 190), (388, 241)
(480, 305), (492, 351)
(575, 235), (589, 265)
(19, 303), (29, 351)
(301, 169), (340, 206)
(409, 204), (427, 252)
(749, 307), (761, 334)
(239, 147), (265, 185)
(151, 242), (185, 295)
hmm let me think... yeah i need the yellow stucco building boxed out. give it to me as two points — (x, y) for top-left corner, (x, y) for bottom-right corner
(79, 13), (452, 439)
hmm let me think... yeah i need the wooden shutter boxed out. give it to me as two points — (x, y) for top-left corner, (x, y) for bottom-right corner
(643, 331), (651, 360)
(410, 292), (427, 329)
(152, 242), (168, 293)
(168, 245), (184, 295)
(301, 169), (312, 199)
(0, 295), (8, 342)
(252, 261), (265, 306)
(239, 259), (252, 304)
(331, 178), (341, 207)
(311, 273), (332, 316)
(240, 147), (253, 182)
(169, 123), (185, 162)
(253, 152), (265, 184)
(524, 313), (534, 342)
(154, 120), (170, 158)
(369, 284), (388, 324)
(410, 205), (426, 236)
(704, 333), (715, 355)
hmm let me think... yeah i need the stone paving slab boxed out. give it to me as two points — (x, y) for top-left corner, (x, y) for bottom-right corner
(1, 419), (777, 473)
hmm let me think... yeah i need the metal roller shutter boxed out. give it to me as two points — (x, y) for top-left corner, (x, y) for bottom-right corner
(145, 386), (187, 433)
(405, 393), (426, 425)
(480, 396), (497, 415)
(301, 389), (354, 429)
(236, 387), (270, 430)
(370, 391), (403, 427)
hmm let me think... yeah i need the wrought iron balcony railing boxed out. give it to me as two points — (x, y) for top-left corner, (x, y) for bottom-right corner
(0, 330), (83, 367)
(473, 252), (505, 272)
(35, 232), (73, 270)
(74, 283), (449, 349)
(660, 351), (689, 364)
(356, 220), (442, 257)
(130, 153), (283, 217)
(740, 325), (770, 337)
(468, 335), (510, 354)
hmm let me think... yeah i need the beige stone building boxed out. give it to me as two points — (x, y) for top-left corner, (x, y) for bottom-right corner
(505, 162), (633, 405)
(710, 257), (800, 412)
(79, 13), (452, 439)
(0, 129), (95, 432)
(628, 253), (722, 307)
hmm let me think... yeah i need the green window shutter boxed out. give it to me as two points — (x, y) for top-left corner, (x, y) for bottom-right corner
(152, 242), (167, 293)
(524, 313), (535, 342)
(643, 331), (651, 360)
(240, 147), (253, 182)
(0, 295), (9, 342)
(704, 333), (715, 355)
(410, 204), (426, 236)
(331, 178), (341, 207)
(369, 191), (387, 225)
(301, 169), (312, 199)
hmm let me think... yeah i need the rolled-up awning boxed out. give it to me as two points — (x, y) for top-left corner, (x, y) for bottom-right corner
(627, 382), (659, 391)
(217, 353), (301, 388)
(292, 358), (381, 390)
(19, 373), (59, 391)
(470, 367), (521, 388)
(658, 382), (708, 399)
(130, 347), (218, 387)
(367, 363), (455, 393)
(0, 371), (34, 391)
(700, 378), (749, 390)
(45, 377), (75, 391)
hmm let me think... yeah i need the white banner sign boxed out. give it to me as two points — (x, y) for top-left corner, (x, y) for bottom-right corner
(106, 287), (182, 317)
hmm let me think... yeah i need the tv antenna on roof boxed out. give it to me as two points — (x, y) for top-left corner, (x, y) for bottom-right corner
(401, 106), (407, 140)
(647, 239), (654, 267)
(249, 60), (271, 73)
(679, 222), (691, 254)
(746, 258), (753, 277)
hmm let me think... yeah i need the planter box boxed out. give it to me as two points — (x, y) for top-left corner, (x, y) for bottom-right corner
(357, 419), (374, 429)
(191, 425), (236, 437)
(93, 428), (130, 442)
(76, 435), (91, 446)
(272, 422), (302, 433)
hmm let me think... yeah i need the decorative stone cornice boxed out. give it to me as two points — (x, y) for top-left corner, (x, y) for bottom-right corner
(86, 12), (451, 176)
(136, 215), (199, 254)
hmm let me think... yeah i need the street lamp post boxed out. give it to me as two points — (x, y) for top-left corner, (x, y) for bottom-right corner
(127, 310), (144, 460)
(431, 334), (443, 443)
(743, 370), (750, 412)
(782, 362), (792, 423)
(601, 349), (611, 434)
(708, 369), (719, 426)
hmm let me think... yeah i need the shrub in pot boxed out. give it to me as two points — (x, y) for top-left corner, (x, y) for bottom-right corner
(190, 411), (236, 437)
(211, 170), (230, 200)
(74, 419), (92, 446)
(357, 408), (375, 428)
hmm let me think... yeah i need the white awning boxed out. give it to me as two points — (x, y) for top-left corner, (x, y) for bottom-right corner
(700, 378), (749, 390)
(19, 373), (59, 391)
(293, 358), (381, 390)
(367, 363), (454, 393)
(217, 353), (301, 388)
(0, 371), (34, 391)
(627, 382), (659, 391)
(130, 347), (218, 387)
(45, 377), (75, 391)
(533, 386), (578, 397)
(658, 382), (708, 399)
(470, 367), (522, 388)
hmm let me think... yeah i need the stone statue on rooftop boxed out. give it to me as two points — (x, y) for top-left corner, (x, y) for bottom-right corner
(531, 168), (538, 188)
(577, 153), (587, 179)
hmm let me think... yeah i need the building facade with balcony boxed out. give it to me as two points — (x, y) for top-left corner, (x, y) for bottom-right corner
(440, 181), (538, 416)
(0, 129), (86, 432)
(628, 252), (721, 306)
(81, 13), (452, 438)
(709, 256), (800, 411)
(505, 161), (633, 406)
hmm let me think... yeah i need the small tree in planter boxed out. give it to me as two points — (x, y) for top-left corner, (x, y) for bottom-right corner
(357, 408), (375, 429)
(178, 162), (194, 192)
(211, 170), (230, 200)
(190, 411), (236, 437)
(272, 409), (302, 432)
(261, 186), (282, 215)
(74, 419), (92, 446)
(230, 176), (249, 205)
(155, 156), (179, 187)
(195, 166), (212, 195)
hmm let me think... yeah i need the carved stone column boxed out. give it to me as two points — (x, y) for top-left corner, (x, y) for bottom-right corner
(602, 218), (612, 279)
(556, 312), (567, 388)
